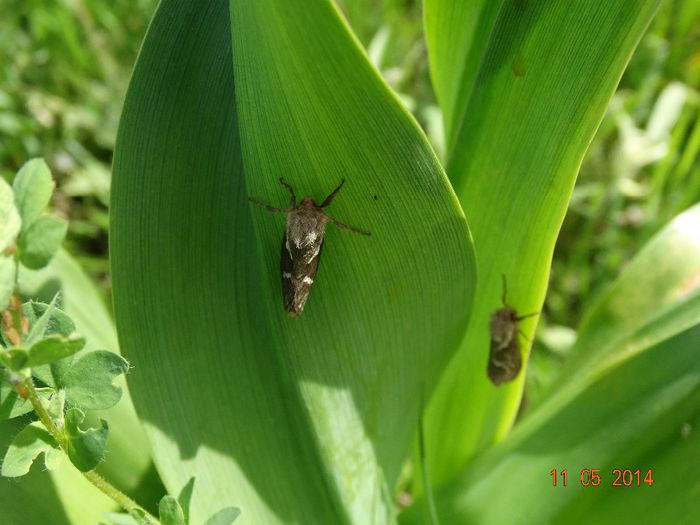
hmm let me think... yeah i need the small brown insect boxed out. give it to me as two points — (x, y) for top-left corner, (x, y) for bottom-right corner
(249, 178), (370, 318)
(487, 275), (538, 386)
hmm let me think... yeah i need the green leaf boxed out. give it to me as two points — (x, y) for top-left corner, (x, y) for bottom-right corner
(424, 0), (502, 152)
(111, 0), (475, 522)
(203, 507), (242, 525)
(0, 383), (53, 420)
(1, 421), (60, 477)
(0, 177), (22, 253)
(64, 407), (108, 472)
(558, 203), (700, 385)
(177, 477), (195, 524)
(56, 350), (129, 411)
(402, 205), (700, 524)
(19, 249), (157, 499)
(12, 158), (55, 232)
(159, 495), (186, 525)
(24, 295), (65, 346)
(25, 334), (86, 368)
(0, 256), (16, 311)
(1, 347), (29, 370)
(18, 215), (68, 270)
(423, 0), (663, 486)
(103, 514), (140, 525)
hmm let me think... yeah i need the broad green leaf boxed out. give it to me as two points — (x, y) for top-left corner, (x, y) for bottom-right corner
(26, 334), (86, 368)
(0, 177), (21, 253)
(1, 421), (60, 477)
(64, 407), (109, 472)
(424, 0), (663, 486)
(402, 205), (700, 524)
(111, 0), (475, 523)
(12, 158), (54, 232)
(18, 215), (68, 270)
(159, 495), (186, 525)
(57, 350), (129, 411)
(204, 507), (242, 525)
(0, 256), (16, 311)
(424, 0), (501, 153)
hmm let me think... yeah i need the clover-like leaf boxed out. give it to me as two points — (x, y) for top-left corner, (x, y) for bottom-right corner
(64, 407), (108, 472)
(46, 388), (65, 422)
(0, 383), (53, 421)
(0, 347), (29, 370)
(0, 256), (16, 311)
(12, 158), (54, 233)
(25, 334), (86, 368)
(0, 177), (21, 253)
(1, 421), (60, 477)
(55, 350), (129, 410)
(24, 295), (68, 346)
(159, 495), (186, 525)
(18, 215), (67, 270)
(203, 508), (241, 525)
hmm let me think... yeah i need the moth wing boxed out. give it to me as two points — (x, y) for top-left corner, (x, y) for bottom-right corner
(280, 231), (324, 316)
(487, 337), (522, 386)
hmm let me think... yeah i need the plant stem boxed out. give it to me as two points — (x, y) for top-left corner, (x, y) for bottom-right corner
(21, 377), (159, 523)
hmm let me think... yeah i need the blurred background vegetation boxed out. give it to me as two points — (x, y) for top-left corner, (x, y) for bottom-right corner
(1, 0), (698, 405)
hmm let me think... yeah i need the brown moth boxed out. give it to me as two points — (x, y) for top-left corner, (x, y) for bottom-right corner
(249, 178), (370, 318)
(487, 275), (538, 386)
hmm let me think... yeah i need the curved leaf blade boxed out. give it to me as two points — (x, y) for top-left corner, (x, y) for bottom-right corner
(424, 0), (662, 486)
(229, 0), (475, 520)
(403, 204), (700, 524)
(112, 0), (475, 523)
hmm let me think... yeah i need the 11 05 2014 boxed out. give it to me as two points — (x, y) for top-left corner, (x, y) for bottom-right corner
(550, 468), (654, 487)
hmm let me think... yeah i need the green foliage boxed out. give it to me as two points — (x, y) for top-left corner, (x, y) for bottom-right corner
(158, 496), (186, 525)
(3, 1), (700, 524)
(1, 421), (61, 477)
(401, 204), (700, 524)
(63, 408), (109, 472)
(112, 0), (474, 523)
(25, 335), (85, 368)
(106, 478), (240, 525)
(18, 216), (68, 270)
(57, 350), (129, 411)
(13, 158), (55, 232)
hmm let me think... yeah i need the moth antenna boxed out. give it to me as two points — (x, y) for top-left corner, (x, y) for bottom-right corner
(501, 274), (508, 306)
(327, 216), (370, 236)
(516, 311), (539, 321)
(279, 178), (297, 207)
(321, 179), (346, 208)
(248, 197), (288, 214)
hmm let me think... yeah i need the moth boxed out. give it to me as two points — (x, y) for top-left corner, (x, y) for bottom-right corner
(249, 178), (370, 318)
(487, 275), (538, 386)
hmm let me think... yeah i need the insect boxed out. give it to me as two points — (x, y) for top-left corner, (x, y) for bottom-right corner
(487, 275), (538, 386)
(249, 178), (370, 318)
